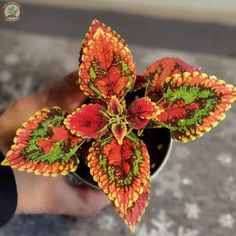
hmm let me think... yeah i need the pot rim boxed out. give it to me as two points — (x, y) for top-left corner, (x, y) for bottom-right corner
(151, 138), (173, 178)
(71, 172), (102, 190)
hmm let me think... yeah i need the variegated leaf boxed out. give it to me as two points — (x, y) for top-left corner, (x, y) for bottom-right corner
(128, 97), (159, 129)
(155, 72), (236, 142)
(3, 107), (82, 176)
(116, 183), (150, 231)
(78, 20), (136, 99)
(79, 19), (127, 64)
(107, 96), (123, 116)
(64, 104), (109, 139)
(144, 57), (200, 101)
(111, 123), (127, 145)
(87, 135), (150, 229)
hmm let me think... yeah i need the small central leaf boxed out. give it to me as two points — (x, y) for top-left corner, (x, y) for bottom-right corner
(127, 97), (158, 129)
(111, 123), (127, 145)
(108, 96), (123, 116)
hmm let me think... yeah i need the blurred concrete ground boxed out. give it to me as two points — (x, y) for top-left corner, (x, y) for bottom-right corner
(0, 1), (236, 236)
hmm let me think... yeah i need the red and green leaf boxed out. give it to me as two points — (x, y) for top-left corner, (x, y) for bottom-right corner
(127, 116), (149, 130)
(107, 96), (123, 116)
(87, 135), (150, 229)
(3, 107), (82, 176)
(116, 183), (150, 231)
(64, 104), (109, 139)
(78, 20), (136, 99)
(144, 57), (200, 101)
(111, 123), (127, 145)
(79, 19), (127, 64)
(127, 97), (159, 129)
(155, 72), (236, 142)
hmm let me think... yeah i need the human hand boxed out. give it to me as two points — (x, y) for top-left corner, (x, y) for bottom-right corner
(0, 72), (110, 216)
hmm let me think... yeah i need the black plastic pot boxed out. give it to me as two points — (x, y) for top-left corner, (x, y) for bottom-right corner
(67, 127), (172, 190)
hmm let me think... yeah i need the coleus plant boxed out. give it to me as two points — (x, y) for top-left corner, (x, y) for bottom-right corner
(2, 20), (236, 231)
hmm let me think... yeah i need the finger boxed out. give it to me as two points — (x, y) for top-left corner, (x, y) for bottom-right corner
(15, 171), (110, 216)
(46, 71), (87, 113)
(0, 71), (84, 129)
(51, 178), (110, 217)
(15, 173), (110, 216)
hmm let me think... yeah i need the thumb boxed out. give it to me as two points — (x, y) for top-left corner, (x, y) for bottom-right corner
(46, 71), (87, 113)
(0, 71), (86, 154)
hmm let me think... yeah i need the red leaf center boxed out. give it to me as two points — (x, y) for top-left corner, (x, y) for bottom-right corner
(105, 139), (133, 176)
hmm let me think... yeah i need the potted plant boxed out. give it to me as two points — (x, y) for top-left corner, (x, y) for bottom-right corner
(2, 20), (236, 231)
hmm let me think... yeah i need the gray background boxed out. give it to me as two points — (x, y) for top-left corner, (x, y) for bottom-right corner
(0, 1), (236, 235)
